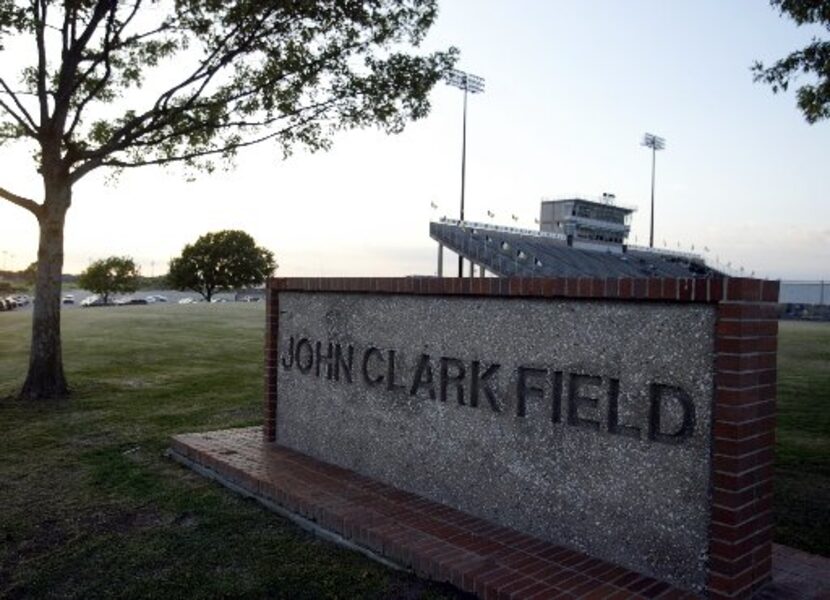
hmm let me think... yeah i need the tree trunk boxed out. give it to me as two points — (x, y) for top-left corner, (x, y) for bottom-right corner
(19, 181), (71, 400)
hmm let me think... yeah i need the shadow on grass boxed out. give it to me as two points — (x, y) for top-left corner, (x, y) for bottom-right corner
(0, 305), (467, 599)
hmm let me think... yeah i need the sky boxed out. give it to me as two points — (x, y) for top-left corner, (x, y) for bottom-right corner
(1, 0), (828, 280)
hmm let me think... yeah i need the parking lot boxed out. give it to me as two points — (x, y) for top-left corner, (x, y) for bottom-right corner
(3, 289), (261, 311)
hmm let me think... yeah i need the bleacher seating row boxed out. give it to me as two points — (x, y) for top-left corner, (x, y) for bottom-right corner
(430, 222), (720, 279)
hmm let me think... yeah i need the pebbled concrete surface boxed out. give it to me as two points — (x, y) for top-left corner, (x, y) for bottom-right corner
(275, 292), (715, 592)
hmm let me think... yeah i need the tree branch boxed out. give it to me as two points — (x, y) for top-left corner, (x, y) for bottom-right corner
(148, 17), (253, 117)
(70, 89), (337, 183)
(0, 77), (39, 133)
(71, 39), (329, 168)
(54, 2), (452, 183)
(53, 0), (116, 131)
(34, 0), (50, 127)
(143, 5), (287, 126)
(64, 19), (174, 144)
(69, 0), (116, 60)
(0, 185), (42, 217)
(118, 96), (337, 153)
(93, 105), (332, 172)
(82, 129), (278, 173)
(61, 0), (71, 58)
(64, 4), (118, 147)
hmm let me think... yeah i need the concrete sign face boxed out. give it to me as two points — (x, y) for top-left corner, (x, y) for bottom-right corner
(275, 291), (716, 590)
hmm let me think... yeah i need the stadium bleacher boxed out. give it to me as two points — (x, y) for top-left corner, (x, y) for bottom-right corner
(430, 220), (721, 279)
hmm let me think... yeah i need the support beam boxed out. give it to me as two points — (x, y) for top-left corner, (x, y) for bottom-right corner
(437, 243), (444, 277)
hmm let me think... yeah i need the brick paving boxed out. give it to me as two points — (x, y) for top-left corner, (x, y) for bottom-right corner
(755, 545), (830, 600)
(169, 427), (830, 600)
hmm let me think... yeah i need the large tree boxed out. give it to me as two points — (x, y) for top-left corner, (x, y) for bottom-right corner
(168, 230), (275, 302)
(753, 0), (830, 123)
(77, 255), (138, 304)
(0, 0), (456, 399)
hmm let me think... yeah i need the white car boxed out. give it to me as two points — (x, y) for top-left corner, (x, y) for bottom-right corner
(81, 294), (104, 307)
(178, 297), (195, 304)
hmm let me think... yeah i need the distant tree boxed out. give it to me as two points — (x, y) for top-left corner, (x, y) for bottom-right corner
(78, 257), (139, 305)
(22, 262), (38, 285)
(753, 0), (830, 123)
(135, 275), (169, 291)
(0, 0), (456, 400)
(168, 231), (276, 302)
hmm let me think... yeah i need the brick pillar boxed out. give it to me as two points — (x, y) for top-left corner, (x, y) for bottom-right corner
(263, 281), (279, 442)
(708, 278), (780, 598)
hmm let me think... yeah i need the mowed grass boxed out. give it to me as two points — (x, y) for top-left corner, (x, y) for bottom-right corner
(0, 304), (464, 600)
(0, 309), (828, 600)
(774, 320), (830, 556)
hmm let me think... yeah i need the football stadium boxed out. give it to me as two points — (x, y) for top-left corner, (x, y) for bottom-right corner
(430, 194), (722, 279)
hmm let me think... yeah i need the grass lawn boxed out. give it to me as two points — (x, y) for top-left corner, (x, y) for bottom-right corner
(1, 308), (828, 598)
(0, 304), (464, 599)
(774, 320), (830, 556)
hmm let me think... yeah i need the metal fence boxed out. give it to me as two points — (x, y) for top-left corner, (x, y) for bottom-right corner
(779, 281), (829, 306)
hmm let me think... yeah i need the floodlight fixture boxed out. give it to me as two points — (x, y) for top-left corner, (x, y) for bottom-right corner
(641, 133), (665, 151)
(445, 67), (486, 277)
(445, 69), (485, 94)
(641, 132), (666, 248)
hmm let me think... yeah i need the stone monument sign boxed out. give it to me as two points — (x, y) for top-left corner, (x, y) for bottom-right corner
(264, 277), (779, 597)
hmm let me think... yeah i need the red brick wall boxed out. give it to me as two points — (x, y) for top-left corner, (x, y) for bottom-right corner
(264, 276), (779, 598)
(709, 279), (779, 599)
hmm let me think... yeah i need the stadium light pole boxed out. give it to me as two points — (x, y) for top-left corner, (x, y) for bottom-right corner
(446, 68), (485, 277)
(641, 133), (665, 248)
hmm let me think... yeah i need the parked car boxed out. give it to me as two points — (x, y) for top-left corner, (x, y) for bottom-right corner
(81, 294), (105, 307)
(62, 294), (75, 304)
(178, 297), (195, 304)
(211, 298), (228, 303)
(112, 296), (147, 306)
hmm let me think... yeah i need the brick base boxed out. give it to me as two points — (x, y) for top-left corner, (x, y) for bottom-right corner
(171, 427), (700, 599)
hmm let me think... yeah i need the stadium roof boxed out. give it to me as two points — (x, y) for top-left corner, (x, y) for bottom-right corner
(430, 219), (722, 279)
